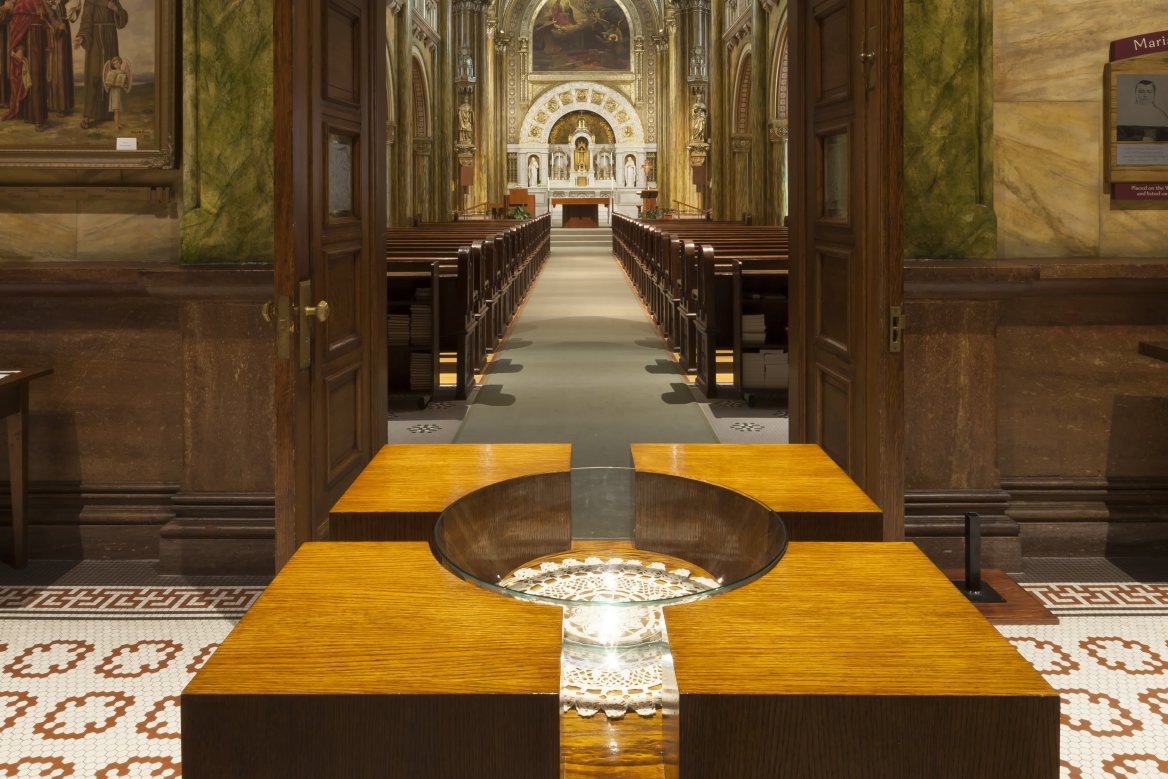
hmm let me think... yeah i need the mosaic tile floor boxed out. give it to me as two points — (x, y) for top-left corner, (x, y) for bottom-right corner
(1, 562), (1164, 776)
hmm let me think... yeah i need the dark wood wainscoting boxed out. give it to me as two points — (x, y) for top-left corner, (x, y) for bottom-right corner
(0, 264), (276, 574)
(904, 259), (1168, 568)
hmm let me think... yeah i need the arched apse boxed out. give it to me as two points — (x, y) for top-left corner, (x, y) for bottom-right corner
(519, 81), (646, 144)
(499, 0), (661, 144)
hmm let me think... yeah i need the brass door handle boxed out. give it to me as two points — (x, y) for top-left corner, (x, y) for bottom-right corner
(860, 51), (875, 64)
(261, 300), (276, 323)
(304, 300), (330, 322)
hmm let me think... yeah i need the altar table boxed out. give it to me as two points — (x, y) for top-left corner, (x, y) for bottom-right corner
(552, 197), (610, 228)
(181, 541), (1058, 778)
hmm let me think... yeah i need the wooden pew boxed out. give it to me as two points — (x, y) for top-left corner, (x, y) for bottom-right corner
(384, 215), (551, 401)
(612, 214), (789, 397)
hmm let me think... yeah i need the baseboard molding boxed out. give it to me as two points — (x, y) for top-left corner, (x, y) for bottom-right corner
(0, 483), (274, 572)
(159, 492), (275, 575)
(0, 482), (177, 560)
(905, 489), (1020, 572)
(1003, 477), (1168, 557)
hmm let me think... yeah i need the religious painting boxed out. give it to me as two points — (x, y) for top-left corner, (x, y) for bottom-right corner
(0, 0), (175, 167)
(531, 0), (630, 72)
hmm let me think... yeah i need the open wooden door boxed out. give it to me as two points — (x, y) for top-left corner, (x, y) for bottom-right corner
(788, 0), (904, 539)
(273, 0), (388, 568)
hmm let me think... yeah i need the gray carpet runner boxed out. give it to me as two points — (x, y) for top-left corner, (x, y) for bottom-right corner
(454, 226), (717, 466)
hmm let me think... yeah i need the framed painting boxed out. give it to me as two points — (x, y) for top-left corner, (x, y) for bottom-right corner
(531, 0), (630, 73)
(0, 0), (175, 168)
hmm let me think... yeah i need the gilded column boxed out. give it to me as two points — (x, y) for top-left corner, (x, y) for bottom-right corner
(675, 0), (710, 212)
(490, 32), (511, 204)
(750, 0), (768, 223)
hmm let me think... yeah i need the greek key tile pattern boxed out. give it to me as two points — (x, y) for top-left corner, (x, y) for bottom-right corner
(0, 587), (263, 621)
(1022, 583), (1168, 617)
(0, 578), (1164, 774)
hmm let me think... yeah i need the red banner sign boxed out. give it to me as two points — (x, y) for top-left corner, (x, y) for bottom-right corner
(1112, 182), (1168, 200)
(1111, 30), (1168, 61)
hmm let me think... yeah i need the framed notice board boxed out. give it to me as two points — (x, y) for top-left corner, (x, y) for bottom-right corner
(1105, 32), (1168, 208)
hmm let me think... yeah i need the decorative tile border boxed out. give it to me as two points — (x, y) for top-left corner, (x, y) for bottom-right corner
(1021, 583), (1168, 616)
(0, 587), (263, 621)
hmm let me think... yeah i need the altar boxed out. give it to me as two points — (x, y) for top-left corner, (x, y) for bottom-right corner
(182, 444), (1058, 778)
(552, 196), (610, 228)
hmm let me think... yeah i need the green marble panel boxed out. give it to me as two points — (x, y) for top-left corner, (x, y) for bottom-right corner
(180, 0), (275, 264)
(903, 0), (996, 259)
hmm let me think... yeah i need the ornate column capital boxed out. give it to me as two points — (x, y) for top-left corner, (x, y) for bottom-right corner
(652, 31), (669, 51)
(495, 33), (512, 52)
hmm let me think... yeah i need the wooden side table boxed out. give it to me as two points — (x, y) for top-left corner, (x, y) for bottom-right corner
(1, 367), (52, 568)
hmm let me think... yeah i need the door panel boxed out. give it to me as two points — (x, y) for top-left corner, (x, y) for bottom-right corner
(275, 0), (387, 568)
(790, 0), (903, 539)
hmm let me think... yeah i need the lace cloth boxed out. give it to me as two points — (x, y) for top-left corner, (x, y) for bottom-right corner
(500, 557), (718, 719)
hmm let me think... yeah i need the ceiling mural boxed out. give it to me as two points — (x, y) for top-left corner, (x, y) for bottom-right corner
(531, 0), (631, 72)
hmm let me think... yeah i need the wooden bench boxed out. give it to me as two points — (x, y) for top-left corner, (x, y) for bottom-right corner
(384, 215), (551, 400)
(612, 215), (789, 397)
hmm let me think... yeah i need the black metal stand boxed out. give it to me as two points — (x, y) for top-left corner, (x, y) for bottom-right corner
(954, 512), (1005, 604)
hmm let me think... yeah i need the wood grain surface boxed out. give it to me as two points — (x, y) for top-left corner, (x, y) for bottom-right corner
(185, 537), (1057, 776)
(666, 542), (1058, 777)
(330, 443), (571, 514)
(667, 543), (1052, 695)
(184, 542), (562, 695)
(631, 444), (883, 540)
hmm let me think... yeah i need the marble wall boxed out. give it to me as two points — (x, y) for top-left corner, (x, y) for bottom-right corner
(0, 1), (272, 265)
(179, 0), (275, 263)
(994, 0), (1168, 257)
(903, 0), (996, 259)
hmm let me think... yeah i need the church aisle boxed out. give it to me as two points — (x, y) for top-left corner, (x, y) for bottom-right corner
(454, 226), (717, 466)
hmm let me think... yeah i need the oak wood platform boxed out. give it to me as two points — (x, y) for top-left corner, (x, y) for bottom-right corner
(182, 541), (1058, 778)
(328, 443), (571, 541)
(631, 443), (884, 540)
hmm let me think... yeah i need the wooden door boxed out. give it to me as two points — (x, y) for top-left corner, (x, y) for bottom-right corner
(274, 0), (387, 568)
(788, 0), (903, 539)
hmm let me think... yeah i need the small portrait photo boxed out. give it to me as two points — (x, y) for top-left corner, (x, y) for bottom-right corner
(1116, 74), (1168, 142)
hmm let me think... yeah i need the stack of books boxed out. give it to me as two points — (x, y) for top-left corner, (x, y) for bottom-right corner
(742, 314), (767, 347)
(409, 302), (433, 348)
(387, 314), (410, 346)
(409, 352), (432, 391)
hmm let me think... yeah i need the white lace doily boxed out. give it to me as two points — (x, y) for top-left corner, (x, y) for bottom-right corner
(500, 556), (718, 719)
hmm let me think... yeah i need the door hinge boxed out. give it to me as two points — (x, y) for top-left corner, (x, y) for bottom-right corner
(889, 305), (904, 353)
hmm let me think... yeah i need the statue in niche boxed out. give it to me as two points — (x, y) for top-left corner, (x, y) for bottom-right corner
(689, 47), (705, 80)
(528, 155), (540, 185)
(574, 137), (590, 172)
(552, 151), (567, 179)
(595, 150), (611, 179)
(458, 100), (473, 144)
(690, 101), (707, 142)
(624, 155), (637, 188)
(457, 46), (474, 81)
